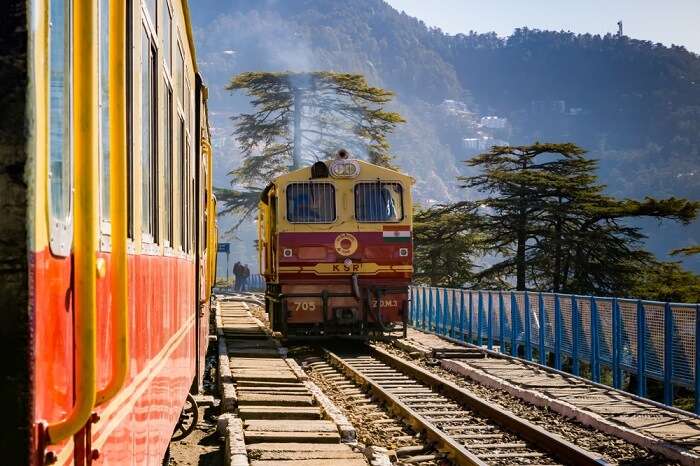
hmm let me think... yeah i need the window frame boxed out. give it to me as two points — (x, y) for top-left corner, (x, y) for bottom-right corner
(48, 0), (74, 257)
(162, 0), (172, 76)
(98, 0), (111, 238)
(139, 8), (159, 246)
(353, 181), (405, 223)
(178, 116), (186, 252)
(163, 81), (174, 248)
(285, 182), (337, 224)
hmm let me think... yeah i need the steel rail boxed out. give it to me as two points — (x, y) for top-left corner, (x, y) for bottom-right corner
(366, 344), (607, 465)
(324, 349), (486, 466)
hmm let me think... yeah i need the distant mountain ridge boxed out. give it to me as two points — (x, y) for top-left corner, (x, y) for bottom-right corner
(191, 0), (700, 270)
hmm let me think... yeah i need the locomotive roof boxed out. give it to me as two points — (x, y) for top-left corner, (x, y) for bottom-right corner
(260, 159), (414, 203)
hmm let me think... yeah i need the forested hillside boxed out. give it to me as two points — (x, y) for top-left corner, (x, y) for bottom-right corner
(190, 0), (700, 271)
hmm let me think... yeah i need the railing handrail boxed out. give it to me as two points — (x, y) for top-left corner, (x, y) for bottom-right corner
(47, 0), (99, 443)
(96, 0), (128, 407)
(412, 285), (700, 307)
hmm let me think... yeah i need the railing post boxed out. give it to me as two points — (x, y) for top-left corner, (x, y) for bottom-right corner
(487, 292), (493, 350)
(467, 291), (474, 343)
(450, 289), (457, 338)
(499, 292), (506, 353)
(554, 294), (562, 370)
(571, 295), (580, 375)
(524, 292), (532, 360)
(538, 292), (546, 365)
(443, 288), (450, 336)
(612, 298), (621, 389)
(637, 299), (647, 397)
(416, 287), (421, 327)
(664, 302), (674, 406)
(695, 304), (700, 415)
(459, 290), (466, 341)
(477, 291), (484, 346)
(436, 289), (443, 334)
(511, 292), (518, 357)
(427, 287), (434, 331)
(414, 287), (419, 326)
(418, 286), (426, 329)
(591, 296), (600, 383)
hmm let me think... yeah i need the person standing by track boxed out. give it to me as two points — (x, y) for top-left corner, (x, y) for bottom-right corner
(242, 265), (251, 292)
(232, 261), (243, 291)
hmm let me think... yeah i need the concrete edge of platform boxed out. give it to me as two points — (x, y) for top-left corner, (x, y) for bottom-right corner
(216, 301), (238, 411)
(393, 338), (431, 357)
(441, 359), (700, 466)
(219, 413), (249, 466)
(303, 379), (357, 443)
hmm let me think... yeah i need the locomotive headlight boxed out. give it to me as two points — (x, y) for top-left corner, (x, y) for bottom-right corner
(344, 258), (353, 267)
(283, 248), (293, 258)
(399, 248), (409, 257)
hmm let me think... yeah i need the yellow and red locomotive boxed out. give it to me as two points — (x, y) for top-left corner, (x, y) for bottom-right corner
(258, 152), (414, 337)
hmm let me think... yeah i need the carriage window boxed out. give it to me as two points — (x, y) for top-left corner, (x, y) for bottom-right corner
(286, 183), (336, 223)
(178, 117), (186, 250)
(175, 42), (184, 106)
(126, 0), (134, 239)
(49, 0), (71, 223)
(162, 2), (171, 72)
(187, 134), (194, 253)
(99, 0), (110, 224)
(141, 26), (158, 242)
(164, 85), (173, 246)
(143, 0), (156, 27)
(355, 182), (403, 222)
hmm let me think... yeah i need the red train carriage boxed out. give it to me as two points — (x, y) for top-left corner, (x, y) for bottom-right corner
(2, 0), (218, 464)
(258, 153), (414, 338)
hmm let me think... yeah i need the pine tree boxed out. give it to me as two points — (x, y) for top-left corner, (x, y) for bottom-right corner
(463, 143), (699, 294)
(631, 260), (700, 303)
(218, 71), (405, 222)
(462, 143), (589, 290)
(413, 206), (483, 287)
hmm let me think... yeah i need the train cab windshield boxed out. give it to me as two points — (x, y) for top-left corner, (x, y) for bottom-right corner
(286, 182), (336, 223)
(355, 182), (403, 222)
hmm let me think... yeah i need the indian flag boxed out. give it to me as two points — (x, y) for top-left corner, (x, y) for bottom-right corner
(383, 225), (411, 243)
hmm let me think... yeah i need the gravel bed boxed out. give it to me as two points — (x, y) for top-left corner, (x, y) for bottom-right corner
(375, 341), (676, 465)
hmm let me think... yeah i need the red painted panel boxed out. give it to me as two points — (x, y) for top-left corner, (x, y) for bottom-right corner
(34, 249), (199, 465)
(278, 232), (413, 266)
(32, 248), (74, 457)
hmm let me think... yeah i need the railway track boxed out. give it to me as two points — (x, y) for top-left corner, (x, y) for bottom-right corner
(323, 344), (607, 466)
(303, 355), (446, 465)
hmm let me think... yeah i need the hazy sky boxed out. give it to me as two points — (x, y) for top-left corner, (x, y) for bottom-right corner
(385, 0), (700, 53)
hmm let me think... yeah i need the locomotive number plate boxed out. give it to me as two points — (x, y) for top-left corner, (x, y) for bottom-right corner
(371, 299), (399, 308)
(291, 301), (317, 312)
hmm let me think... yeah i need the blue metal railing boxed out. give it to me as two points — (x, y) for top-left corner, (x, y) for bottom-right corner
(249, 274), (266, 291)
(409, 286), (700, 413)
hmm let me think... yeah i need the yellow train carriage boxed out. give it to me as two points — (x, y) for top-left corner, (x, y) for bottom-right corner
(3, 0), (219, 463)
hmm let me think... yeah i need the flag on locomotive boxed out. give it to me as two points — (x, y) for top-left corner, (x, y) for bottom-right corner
(258, 150), (414, 338)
